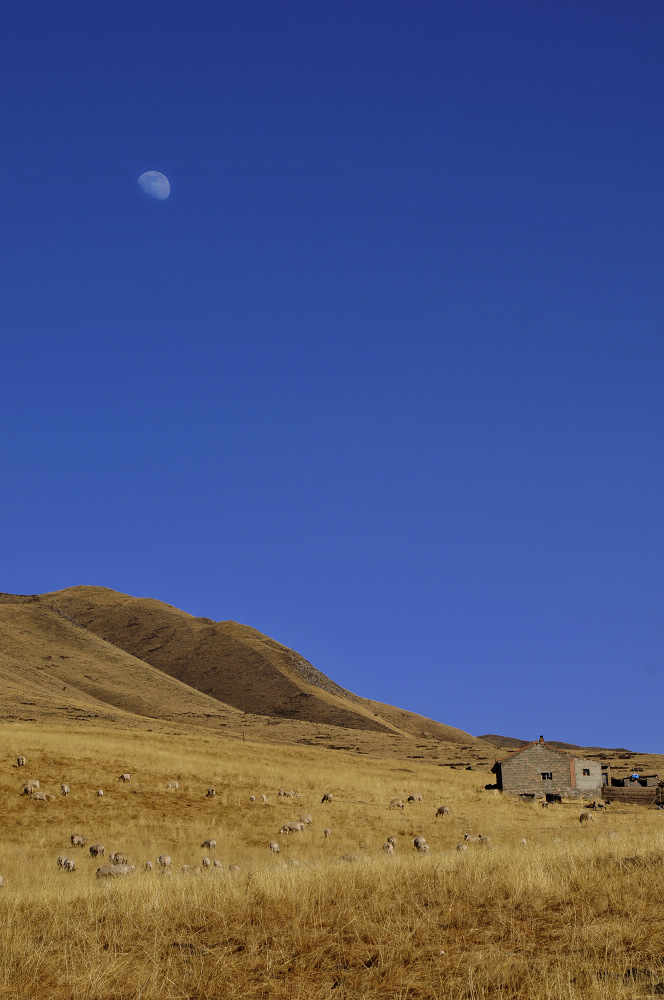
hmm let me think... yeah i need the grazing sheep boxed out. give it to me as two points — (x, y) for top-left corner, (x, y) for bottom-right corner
(463, 833), (480, 842)
(201, 839), (216, 849)
(278, 788), (298, 798)
(97, 789), (104, 797)
(260, 794), (268, 803)
(389, 798), (404, 811)
(166, 781), (179, 791)
(31, 792), (47, 802)
(56, 855), (67, 868)
(96, 864), (134, 878)
(206, 787), (216, 798)
(579, 812), (594, 824)
(279, 821), (304, 834)
(249, 795), (255, 802)
(70, 834), (85, 848)
(520, 838), (528, 845)
(118, 773), (131, 782)
(182, 865), (201, 874)
(110, 851), (128, 865)
(16, 756), (26, 768)
(435, 806), (450, 819)
(213, 859), (223, 867)
(413, 836), (427, 850)
(202, 857), (211, 868)
(416, 842), (429, 853)
(407, 793), (423, 802)
(383, 842), (394, 854)
(299, 814), (313, 826)
(269, 841), (280, 853)
(145, 861), (153, 871)
(321, 793), (333, 803)
(63, 858), (76, 872)
(456, 842), (468, 852)
(540, 800), (548, 809)
(89, 844), (105, 857)
(22, 780), (39, 795)
(229, 863), (240, 871)
(323, 828), (331, 838)
(157, 855), (172, 868)
(60, 784), (70, 796)
(387, 836), (396, 846)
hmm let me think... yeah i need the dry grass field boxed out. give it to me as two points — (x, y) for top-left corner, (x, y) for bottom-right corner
(2, 720), (664, 1000)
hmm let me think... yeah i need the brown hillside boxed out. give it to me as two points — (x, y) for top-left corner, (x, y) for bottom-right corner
(24, 586), (485, 747)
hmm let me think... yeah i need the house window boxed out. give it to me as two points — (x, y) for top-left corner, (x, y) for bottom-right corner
(582, 768), (590, 776)
(540, 772), (553, 781)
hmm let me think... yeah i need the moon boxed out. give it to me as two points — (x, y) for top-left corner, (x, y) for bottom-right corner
(138, 171), (170, 200)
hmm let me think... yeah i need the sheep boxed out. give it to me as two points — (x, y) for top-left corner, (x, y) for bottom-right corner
(463, 833), (480, 842)
(520, 838), (528, 845)
(456, 843), (468, 852)
(387, 836), (396, 846)
(323, 828), (331, 838)
(96, 864), (135, 878)
(202, 857), (211, 868)
(213, 859), (223, 867)
(407, 793), (423, 802)
(110, 851), (128, 865)
(63, 858), (76, 872)
(89, 844), (105, 857)
(60, 784), (70, 796)
(416, 842), (429, 853)
(201, 839), (216, 849)
(229, 863), (240, 871)
(31, 792), (47, 802)
(383, 842), (394, 854)
(389, 798), (405, 810)
(269, 841), (280, 853)
(206, 787), (216, 798)
(279, 821), (304, 834)
(478, 835), (491, 846)
(299, 814), (313, 826)
(181, 865), (201, 874)
(166, 781), (179, 791)
(278, 788), (298, 798)
(22, 780), (39, 795)
(145, 861), (153, 871)
(249, 795), (255, 802)
(540, 800), (548, 809)
(157, 855), (172, 868)
(260, 793), (268, 803)
(97, 789), (104, 797)
(118, 773), (131, 782)
(56, 855), (67, 868)
(70, 834), (85, 848)
(321, 792), (333, 803)
(413, 836), (427, 850)
(16, 756), (26, 768)
(435, 805), (450, 819)
(579, 812), (594, 824)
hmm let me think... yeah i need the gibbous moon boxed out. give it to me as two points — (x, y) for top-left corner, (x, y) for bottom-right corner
(138, 171), (170, 200)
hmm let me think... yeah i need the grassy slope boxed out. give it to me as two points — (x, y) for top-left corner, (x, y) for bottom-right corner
(25, 585), (486, 746)
(1, 720), (664, 1000)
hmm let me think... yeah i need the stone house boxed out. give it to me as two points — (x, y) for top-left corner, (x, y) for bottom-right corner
(491, 737), (603, 799)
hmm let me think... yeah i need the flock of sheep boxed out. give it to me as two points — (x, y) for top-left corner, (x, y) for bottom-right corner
(3, 754), (610, 887)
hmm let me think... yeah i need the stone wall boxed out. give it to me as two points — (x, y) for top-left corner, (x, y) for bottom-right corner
(498, 741), (602, 798)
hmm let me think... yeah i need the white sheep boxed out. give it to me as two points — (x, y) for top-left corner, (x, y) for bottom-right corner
(279, 821), (304, 834)
(383, 842), (394, 854)
(118, 773), (131, 782)
(202, 857), (211, 868)
(16, 756), (26, 768)
(299, 814), (313, 826)
(70, 834), (85, 848)
(31, 792), (47, 802)
(456, 842), (468, 852)
(63, 858), (76, 872)
(269, 841), (280, 853)
(213, 859), (223, 867)
(89, 844), (105, 857)
(166, 781), (179, 791)
(389, 798), (404, 811)
(206, 787), (216, 798)
(22, 780), (39, 795)
(249, 795), (255, 802)
(323, 828), (331, 838)
(579, 812), (594, 824)
(97, 789), (104, 797)
(145, 861), (153, 871)
(201, 839), (216, 849)
(435, 805), (450, 819)
(110, 851), (128, 865)
(278, 788), (298, 798)
(260, 793), (268, 803)
(413, 836), (427, 850)
(60, 784), (70, 796)
(157, 854), (172, 868)
(321, 792), (333, 803)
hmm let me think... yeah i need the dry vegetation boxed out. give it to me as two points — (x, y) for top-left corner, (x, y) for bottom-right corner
(2, 721), (664, 1000)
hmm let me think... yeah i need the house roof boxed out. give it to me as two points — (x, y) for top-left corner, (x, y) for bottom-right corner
(493, 740), (580, 766)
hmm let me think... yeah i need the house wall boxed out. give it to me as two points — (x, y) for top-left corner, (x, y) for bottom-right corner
(498, 743), (602, 798)
(573, 758), (603, 792)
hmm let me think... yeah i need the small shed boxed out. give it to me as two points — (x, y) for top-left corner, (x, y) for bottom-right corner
(492, 737), (603, 799)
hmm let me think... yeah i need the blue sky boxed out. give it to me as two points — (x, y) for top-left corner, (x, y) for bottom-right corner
(2, 2), (662, 751)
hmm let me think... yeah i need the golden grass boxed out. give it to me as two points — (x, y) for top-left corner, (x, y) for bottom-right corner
(2, 722), (664, 999)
